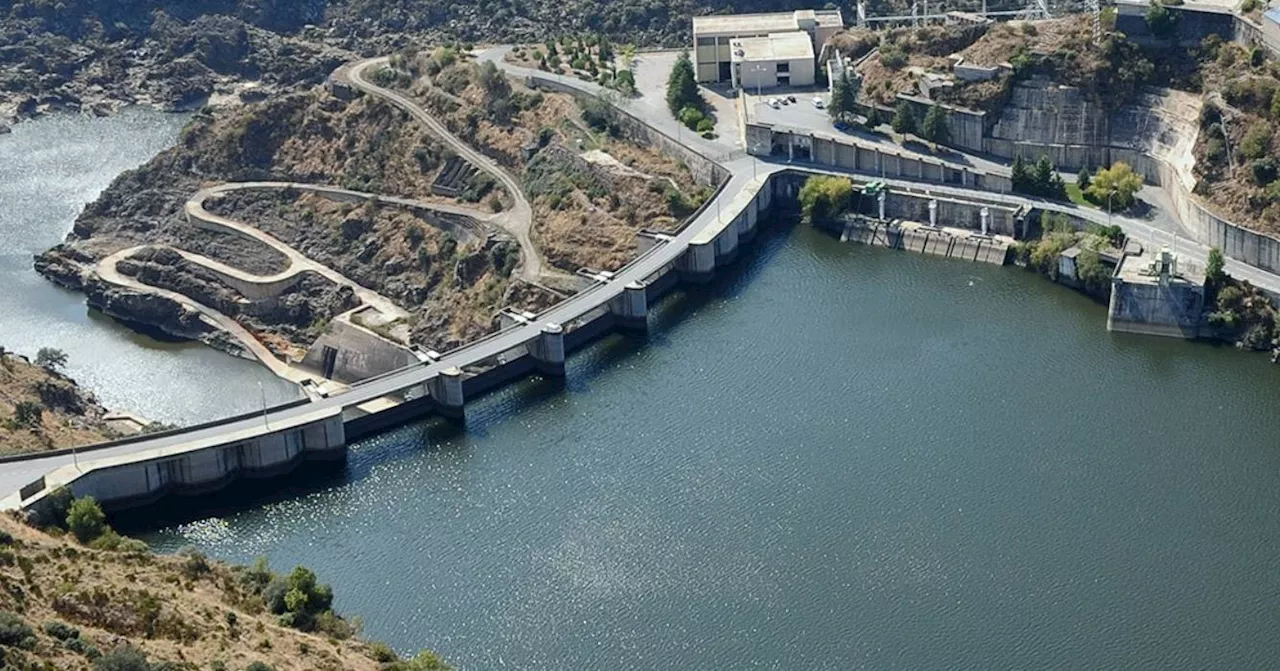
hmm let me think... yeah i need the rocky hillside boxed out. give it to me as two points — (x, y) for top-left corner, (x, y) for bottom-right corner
(0, 497), (445, 670)
(204, 189), (555, 350)
(0, 348), (117, 456)
(396, 51), (709, 271)
(33, 85), (464, 354)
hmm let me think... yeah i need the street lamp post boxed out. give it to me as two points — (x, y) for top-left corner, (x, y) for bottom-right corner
(258, 380), (270, 430)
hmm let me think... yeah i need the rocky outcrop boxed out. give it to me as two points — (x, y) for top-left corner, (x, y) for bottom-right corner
(0, 9), (347, 122)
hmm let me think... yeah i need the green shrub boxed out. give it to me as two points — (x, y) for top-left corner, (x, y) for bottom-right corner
(178, 546), (211, 579)
(695, 117), (715, 133)
(42, 620), (79, 641)
(1241, 122), (1273, 159)
(93, 644), (149, 671)
(245, 663), (274, 671)
(0, 611), (35, 649)
(678, 105), (704, 130)
(1251, 158), (1277, 185)
(798, 175), (854, 225)
(368, 641), (399, 663)
(66, 497), (106, 544)
(879, 45), (908, 69)
(64, 636), (100, 659)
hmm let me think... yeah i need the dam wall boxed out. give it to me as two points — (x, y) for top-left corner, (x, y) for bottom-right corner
(24, 408), (346, 515)
(11, 162), (789, 516)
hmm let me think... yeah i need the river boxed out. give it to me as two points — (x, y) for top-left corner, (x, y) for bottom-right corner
(137, 220), (1280, 669)
(0, 110), (300, 424)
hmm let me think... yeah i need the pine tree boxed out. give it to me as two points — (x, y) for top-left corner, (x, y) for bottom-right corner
(1011, 155), (1030, 193)
(1077, 166), (1091, 192)
(666, 50), (701, 117)
(865, 105), (881, 130)
(1033, 155), (1056, 197)
(829, 69), (858, 125)
(922, 104), (950, 145)
(891, 101), (917, 136)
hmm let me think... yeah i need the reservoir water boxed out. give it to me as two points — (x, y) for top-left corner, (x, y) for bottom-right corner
(0, 110), (300, 424)
(139, 221), (1280, 669)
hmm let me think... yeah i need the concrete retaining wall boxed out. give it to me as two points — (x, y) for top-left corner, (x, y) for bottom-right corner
(895, 93), (987, 153)
(300, 316), (419, 382)
(750, 121), (1012, 193)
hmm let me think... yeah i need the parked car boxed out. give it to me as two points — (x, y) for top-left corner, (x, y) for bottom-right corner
(812, 97), (825, 109)
(787, 95), (797, 104)
(768, 98), (781, 109)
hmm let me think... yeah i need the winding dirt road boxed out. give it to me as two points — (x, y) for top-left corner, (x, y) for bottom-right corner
(341, 57), (559, 284)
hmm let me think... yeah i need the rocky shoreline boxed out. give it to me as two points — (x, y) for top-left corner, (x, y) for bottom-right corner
(34, 248), (250, 360)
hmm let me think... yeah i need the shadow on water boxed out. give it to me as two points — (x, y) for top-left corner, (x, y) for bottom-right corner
(114, 213), (802, 532)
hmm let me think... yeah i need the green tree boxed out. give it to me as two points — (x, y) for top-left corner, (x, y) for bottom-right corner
(35, 347), (67, 370)
(828, 69), (858, 125)
(1145, 0), (1181, 37)
(1086, 161), (1144, 210)
(1033, 155), (1055, 195)
(864, 105), (882, 130)
(797, 175), (854, 225)
(1077, 166), (1092, 191)
(12, 401), (42, 428)
(67, 496), (107, 543)
(922, 103), (950, 145)
(891, 101), (916, 136)
(1206, 246), (1227, 287)
(614, 69), (635, 95)
(1011, 155), (1031, 193)
(665, 50), (701, 117)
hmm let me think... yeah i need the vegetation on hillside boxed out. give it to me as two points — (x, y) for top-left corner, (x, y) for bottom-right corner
(0, 348), (118, 455)
(0, 492), (449, 670)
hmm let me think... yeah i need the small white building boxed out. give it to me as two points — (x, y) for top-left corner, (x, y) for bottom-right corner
(730, 32), (817, 90)
(693, 9), (843, 84)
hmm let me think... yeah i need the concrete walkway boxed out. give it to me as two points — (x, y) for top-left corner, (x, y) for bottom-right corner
(95, 245), (329, 386)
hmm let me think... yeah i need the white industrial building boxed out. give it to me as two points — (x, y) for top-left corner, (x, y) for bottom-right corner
(692, 9), (843, 86)
(730, 32), (817, 90)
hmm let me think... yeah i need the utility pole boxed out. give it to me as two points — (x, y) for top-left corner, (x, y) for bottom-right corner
(258, 380), (270, 430)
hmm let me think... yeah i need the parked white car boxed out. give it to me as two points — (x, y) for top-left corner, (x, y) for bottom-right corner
(812, 97), (825, 109)
(768, 98), (781, 109)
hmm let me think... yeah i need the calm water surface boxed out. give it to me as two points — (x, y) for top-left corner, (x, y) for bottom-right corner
(141, 222), (1280, 669)
(0, 110), (300, 423)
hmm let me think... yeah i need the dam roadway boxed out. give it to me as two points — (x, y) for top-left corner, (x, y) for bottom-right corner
(9, 49), (1280, 511)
